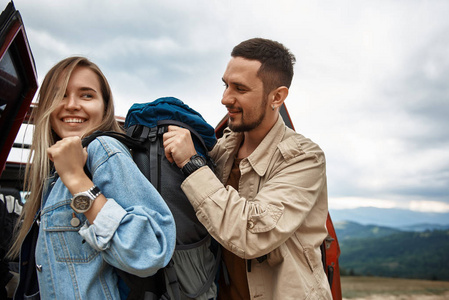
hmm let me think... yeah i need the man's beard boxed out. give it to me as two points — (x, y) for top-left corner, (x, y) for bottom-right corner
(228, 96), (267, 133)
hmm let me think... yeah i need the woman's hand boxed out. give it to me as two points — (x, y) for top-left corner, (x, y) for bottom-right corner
(47, 136), (89, 191)
(47, 136), (107, 222)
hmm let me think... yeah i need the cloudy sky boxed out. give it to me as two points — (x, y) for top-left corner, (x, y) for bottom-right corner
(5, 0), (449, 217)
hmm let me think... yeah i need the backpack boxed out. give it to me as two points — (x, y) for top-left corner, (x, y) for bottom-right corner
(0, 187), (23, 299)
(320, 213), (342, 300)
(82, 97), (220, 300)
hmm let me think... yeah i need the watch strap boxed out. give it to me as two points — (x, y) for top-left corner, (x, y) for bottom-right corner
(86, 185), (101, 199)
(181, 154), (206, 176)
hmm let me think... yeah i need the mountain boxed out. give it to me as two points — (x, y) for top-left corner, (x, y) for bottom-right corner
(329, 207), (449, 228)
(398, 223), (449, 232)
(334, 221), (401, 244)
(336, 222), (449, 281)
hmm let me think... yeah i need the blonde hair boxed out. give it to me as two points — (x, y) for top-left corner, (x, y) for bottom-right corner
(9, 57), (123, 258)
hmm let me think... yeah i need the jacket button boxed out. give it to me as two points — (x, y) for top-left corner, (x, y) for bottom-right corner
(247, 221), (254, 229)
(36, 264), (42, 272)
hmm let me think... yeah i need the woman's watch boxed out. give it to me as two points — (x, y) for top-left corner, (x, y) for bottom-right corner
(181, 154), (206, 176)
(70, 185), (102, 213)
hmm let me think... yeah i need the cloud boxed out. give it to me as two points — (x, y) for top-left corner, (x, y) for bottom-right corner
(409, 200), (449, 213)
(331, 197), (449, 214)
(6, 0), (449, 218)
(329, 197), (398, 210)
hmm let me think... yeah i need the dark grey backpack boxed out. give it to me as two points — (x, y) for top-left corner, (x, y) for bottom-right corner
(82, 97), (221, 300)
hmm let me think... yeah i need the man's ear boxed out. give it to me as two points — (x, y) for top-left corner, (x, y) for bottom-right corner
(271, 86), (289, 110)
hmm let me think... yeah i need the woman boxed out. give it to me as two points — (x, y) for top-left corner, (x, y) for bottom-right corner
(9, 57), (176, 299)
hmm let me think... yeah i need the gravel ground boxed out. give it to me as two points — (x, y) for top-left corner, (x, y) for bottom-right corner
(341, 276), (449, 300)
(344, 292), (449, 300)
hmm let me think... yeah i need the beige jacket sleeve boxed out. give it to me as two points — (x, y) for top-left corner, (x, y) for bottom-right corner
(181, 130), (327, 259)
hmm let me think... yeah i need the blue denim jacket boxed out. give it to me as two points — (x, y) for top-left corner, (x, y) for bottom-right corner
(24, 136), (176, 299)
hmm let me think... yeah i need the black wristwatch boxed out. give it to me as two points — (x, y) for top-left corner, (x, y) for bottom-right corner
(181, 154), (207, 176)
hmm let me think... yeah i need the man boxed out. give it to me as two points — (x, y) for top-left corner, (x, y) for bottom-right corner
(163, 38), (332, 300)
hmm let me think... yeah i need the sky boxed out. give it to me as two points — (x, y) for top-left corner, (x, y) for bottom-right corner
(4, 0), (449, 219)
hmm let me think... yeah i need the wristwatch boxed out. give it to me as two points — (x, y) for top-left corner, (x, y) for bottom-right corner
(181, 154), (207, 176)
(70, 185), (102, 213)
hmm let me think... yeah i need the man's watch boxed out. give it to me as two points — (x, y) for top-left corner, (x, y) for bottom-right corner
(70, 185), (102, 213)
(181, 154), (207, 176)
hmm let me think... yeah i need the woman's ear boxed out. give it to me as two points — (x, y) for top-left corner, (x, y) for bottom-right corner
(271, 86), (289, 110)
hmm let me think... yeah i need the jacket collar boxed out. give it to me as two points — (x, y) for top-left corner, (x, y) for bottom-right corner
(223, 116), (286, 176)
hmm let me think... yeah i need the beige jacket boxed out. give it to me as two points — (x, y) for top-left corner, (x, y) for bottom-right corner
(182, 116), (332, 300)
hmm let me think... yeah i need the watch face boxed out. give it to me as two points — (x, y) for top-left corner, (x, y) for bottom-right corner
(73, 195), (91, 211)
(192, 156), (205, 167)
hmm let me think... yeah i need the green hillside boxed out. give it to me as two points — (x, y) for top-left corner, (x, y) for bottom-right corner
(338, 230), (449, 280)
(335, 221), (401, 243)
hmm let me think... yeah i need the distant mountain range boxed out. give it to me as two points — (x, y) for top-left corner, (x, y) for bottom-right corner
(334, 221), (401, 244)
(334, 221), (449, 281)
(399, 223), (449, 232)
(335, 220), (449, 244)
(329, 207), (449, 228)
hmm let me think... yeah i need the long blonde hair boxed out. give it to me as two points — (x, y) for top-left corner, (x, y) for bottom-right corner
(9, 57), (123, 258)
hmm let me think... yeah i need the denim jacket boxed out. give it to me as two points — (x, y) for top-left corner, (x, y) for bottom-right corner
(16, 136), (176, 299)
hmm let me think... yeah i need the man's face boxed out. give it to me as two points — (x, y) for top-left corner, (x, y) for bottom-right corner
(221, 57), (269, 133)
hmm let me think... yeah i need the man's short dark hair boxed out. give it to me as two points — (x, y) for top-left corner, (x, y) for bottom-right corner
(231, 38), (296, 95)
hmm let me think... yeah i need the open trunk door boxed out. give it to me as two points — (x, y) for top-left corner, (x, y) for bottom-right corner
(0, 1), (38, 177)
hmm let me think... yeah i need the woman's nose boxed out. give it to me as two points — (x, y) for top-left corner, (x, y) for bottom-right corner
(64, 94), (80, 110)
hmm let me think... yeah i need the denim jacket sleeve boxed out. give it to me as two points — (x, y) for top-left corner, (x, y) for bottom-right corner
(78, 136), (176, 277)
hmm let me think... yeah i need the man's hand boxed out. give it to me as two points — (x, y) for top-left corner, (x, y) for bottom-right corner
(163, 125), (197, 168)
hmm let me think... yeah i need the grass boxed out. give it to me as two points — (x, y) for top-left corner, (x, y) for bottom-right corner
(341, 276), (449, 299)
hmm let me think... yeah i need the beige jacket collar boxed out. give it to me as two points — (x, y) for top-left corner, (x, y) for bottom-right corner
(222, 116), (286, 177)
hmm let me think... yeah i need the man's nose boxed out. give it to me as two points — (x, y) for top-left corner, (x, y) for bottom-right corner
(221, 88), (235, 106)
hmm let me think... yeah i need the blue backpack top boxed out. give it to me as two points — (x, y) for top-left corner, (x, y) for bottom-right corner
(125, 97), (216, 156)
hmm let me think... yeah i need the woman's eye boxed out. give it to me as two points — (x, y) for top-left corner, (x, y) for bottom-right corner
(81, 93), (93, 99)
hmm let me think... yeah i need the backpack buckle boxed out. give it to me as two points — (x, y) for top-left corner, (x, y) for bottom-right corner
(148, 127), (157, 142)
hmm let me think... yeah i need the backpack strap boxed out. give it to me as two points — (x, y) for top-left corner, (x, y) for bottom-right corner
(156, 120), (216, 171)
(157, 120), (209, 153)
(82, 131), (145, 150)
(150, 127), (161, 191)
(163, 260), (181, 300)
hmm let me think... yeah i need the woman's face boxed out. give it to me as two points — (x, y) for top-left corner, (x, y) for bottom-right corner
(50, 66), (105, 139)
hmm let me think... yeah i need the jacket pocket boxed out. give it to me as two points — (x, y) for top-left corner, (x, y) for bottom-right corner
(247, 204), (283, 233)
(41, 200), (99, 263)
(267, 243), (287, 267)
